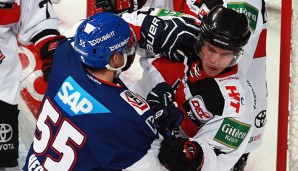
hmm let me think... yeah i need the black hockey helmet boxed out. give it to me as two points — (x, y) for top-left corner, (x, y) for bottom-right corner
(196, 5), (251, 52)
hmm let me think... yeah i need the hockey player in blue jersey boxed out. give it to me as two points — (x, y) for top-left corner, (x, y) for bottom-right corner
(22, 12), (183, 171)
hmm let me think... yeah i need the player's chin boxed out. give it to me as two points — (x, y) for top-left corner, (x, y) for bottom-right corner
(204, 67), (223, 77)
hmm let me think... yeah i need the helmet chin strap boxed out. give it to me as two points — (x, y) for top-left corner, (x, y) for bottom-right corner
(105, 53), (128, 77)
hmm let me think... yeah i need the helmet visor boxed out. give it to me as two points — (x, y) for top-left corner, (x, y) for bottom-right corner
(120, 28), (137, 71)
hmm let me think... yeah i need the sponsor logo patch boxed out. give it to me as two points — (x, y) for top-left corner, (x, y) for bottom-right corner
(248, 134), (261, 143)
(120, 90), (149, 115)
(156, 9), (183, 17)
(255, 110), (267, 128)
(54, 76), (110, 116)
(214, 118), (251, 149)
(0, 124), (13, 143)
(227, 2), (259, 32)
(188, 95), (213, 123)
(0, 124), (15, 151)
(225, 86), (241, 113)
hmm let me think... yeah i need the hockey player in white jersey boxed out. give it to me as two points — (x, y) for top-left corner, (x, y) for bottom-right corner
(96, 1), (267, 160)
(0, 0), (64, 168)
(97, 0), (267, 170)
(139, 1), (268, 170)
(120, 6), (256, 171)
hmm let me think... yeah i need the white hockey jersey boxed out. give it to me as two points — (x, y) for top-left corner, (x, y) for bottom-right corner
(132, 0), (268, 153)
(122, 8), (256, 170)
(0, 0), (59, 105)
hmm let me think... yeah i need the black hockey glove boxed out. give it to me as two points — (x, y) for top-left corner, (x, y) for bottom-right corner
(147, 82), (183, 136)
(147, 82), (175, 108)
(35, 35), (66, 81)
(158, 136), (204, 171)
(139, 15), (200, 62)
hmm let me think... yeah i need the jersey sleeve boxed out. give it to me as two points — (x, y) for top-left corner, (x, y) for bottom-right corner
(16, 0), (60, 45)
(123, 137), (169, 171)
(122, 7), (162, 41)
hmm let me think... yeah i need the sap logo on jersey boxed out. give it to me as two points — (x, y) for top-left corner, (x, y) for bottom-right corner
(54, 76), (110, 116)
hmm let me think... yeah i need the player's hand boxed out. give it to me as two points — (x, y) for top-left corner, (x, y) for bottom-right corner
(147, 82), (183, 136)
(147, 82), (175, 108)
(36, 35), (66, 81)
(158, 136), (204, 171)
(139, 15), (200, 62)
(189, 0), (224, 19)
(94, 0), (136, 14)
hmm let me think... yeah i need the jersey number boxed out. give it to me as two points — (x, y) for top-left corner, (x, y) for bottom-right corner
(33, 98), (86, 170)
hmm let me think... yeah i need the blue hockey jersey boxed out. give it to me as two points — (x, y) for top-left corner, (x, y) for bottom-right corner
(22, 38), (160, 171)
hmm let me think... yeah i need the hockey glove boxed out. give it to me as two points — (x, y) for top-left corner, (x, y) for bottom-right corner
(139, 15), (200, 62)
(35, 35), (66, 81)
(197, 0), (223, 19)
(147, 82), (183, 136)
(147, 82), (175, 108)
(0, 1), (20, 25)
(187, 0), (224, 19)
(92, 0), (138, 14)
(158, 136), (204, 171)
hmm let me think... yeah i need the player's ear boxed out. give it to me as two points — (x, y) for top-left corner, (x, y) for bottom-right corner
(109, 53), (122, 68)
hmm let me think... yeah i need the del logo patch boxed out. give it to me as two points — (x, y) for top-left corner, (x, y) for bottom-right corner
(214, 118), (251, 149)
(54, 76), (110, 116)
(120, 90), (149, 115)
